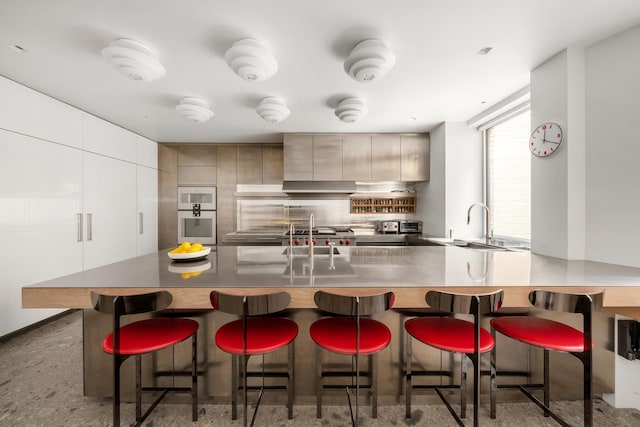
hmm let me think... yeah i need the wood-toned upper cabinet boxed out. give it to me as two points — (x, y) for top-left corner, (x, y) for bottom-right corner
(283, 134), (313, 181)
(401, 134), (430, 181)
(313, 135), (343, 181)
(262, 144), (283, 184)
(371, 134), (401, 181)
(342, 134), (371, 181)
(237, 144), (263, 184)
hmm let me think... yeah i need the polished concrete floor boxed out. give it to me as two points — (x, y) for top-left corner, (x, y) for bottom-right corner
(2, 310), (640, 426)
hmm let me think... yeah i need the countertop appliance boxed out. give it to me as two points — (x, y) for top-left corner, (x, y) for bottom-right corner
(177, 186), (217, 245)
(282, 227), (356, 247)
(376, 221), (399, 234)
(399, 220), (422, 234)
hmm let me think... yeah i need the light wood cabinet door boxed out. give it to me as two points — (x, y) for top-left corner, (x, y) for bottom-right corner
(371, 134), (401, 181)
(262, 144), (283, 184)
(401, 134), (430, 181)
(313, 135), (342, 181)
(237, 145), (263, 184)
(342, 134), (371, 181)
(283, 134), (313, 181)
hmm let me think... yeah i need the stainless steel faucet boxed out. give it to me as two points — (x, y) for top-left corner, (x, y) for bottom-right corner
(308, 213), (314, 258)
(288, 222), (295, 256)
(467, 202), (493, 244)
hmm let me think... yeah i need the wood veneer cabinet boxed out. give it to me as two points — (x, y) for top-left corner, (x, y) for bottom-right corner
(283, 133), (428, 182)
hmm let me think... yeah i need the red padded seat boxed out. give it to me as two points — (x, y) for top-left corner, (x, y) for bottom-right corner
(215, 317), (298, 355)
(102, 318), (199, 355)
(491, 317), (594, 353)
(405, 317), (495, 353)
(310, 317), (392, 355)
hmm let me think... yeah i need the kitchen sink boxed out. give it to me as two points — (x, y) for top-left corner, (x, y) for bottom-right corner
(460, 242), (510, 251)
(282, 247), (341, 256)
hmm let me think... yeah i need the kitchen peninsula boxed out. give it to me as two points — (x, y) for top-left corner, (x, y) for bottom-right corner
(21, 244), (640, 400)
(22, 245), (640, 318)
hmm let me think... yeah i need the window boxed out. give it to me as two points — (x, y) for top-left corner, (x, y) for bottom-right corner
(486, 110), (531, 241)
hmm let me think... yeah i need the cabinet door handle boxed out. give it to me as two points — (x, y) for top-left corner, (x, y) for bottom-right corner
(87, 213), (93, 241)
(139, 212), (144, 234)
(77, 213), (83, 242)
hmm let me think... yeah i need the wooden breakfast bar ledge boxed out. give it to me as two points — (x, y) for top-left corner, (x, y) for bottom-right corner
(22, 245), (640, 319)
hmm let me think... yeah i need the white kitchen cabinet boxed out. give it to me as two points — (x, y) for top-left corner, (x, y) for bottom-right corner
(82, 113), (137, 162)
(137, 165), (158, 255)
(283, 134), (313, 180)
(0, 76), (83, 149)
(82, 152), (137, 270)
(313, 135), (343, 181)
(401, 134), (430, 181)
(0, 129), (82, 336)
(137, 135), (158, 169)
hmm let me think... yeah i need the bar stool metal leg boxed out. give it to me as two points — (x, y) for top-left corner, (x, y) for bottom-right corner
(544, 349), (550, 417)
(288, 341), (295, 419)
(370, 353), (378, 418)
(406, 331), (413, 419)
(460, 355), (467, 419)
(316, 345), (323, 418)
(192, 333), (198, 421)
(231, 354), (238, 420)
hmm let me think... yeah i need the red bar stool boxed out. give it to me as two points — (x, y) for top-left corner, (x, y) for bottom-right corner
(405, 289), (503, 427)
(210, 291), (298, 427)
(490, 290), (603, 427)
(310, 290), (394, 427)
(90, 291), (199, 427)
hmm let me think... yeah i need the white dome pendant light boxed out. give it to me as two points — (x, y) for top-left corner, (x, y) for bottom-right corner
(225, 39), (278, 82)
(101, 38), (166, 82)
(335, 97), (368, 123)
(175, 98), (215, 123)
(344, 39), (395, 82)
(256, 97), (290, 123)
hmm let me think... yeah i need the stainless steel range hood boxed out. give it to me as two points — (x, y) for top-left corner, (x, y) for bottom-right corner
(282, 181), (357, 194)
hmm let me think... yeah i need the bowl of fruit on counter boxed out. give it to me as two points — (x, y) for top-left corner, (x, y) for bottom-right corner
(167, 242), (211, 261)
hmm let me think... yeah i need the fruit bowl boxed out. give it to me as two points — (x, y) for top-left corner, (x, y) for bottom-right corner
(168, 246), (211, 261)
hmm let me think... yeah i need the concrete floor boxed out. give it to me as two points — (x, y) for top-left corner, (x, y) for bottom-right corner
(1, 310), (640, 426)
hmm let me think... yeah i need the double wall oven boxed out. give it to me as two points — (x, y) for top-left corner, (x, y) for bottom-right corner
(177, 186), (217, 245)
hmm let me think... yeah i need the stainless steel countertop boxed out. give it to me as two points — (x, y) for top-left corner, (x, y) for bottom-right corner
(21, 246), (640, 316)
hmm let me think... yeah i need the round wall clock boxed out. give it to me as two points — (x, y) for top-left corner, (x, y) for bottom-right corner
(529, 122), (563, 157)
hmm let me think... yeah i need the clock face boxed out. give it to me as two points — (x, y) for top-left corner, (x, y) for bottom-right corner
(529, 122), (563, 157)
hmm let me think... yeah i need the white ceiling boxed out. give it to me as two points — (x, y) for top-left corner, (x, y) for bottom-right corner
(1, 1), (640, 143)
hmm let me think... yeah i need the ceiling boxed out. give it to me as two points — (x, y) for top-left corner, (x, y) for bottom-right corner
(1, 1), (640, 143)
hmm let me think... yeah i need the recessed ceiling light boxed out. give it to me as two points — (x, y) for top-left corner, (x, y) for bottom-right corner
(477, 47), (493, 55)
(9, 45), (27, 53)
(481, 101), (486, 104)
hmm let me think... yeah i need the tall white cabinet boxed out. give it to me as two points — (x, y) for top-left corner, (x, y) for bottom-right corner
(0, 76), (158, 336)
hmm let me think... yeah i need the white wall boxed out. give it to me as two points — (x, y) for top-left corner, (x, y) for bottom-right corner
(530, 51), (570, 258)
(530, 23), (640, 409)
(417, 122), (482, 238)
(444, 122), (483, 239)
(417, 123), (445, 236)
(585, 24), (640, 268)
